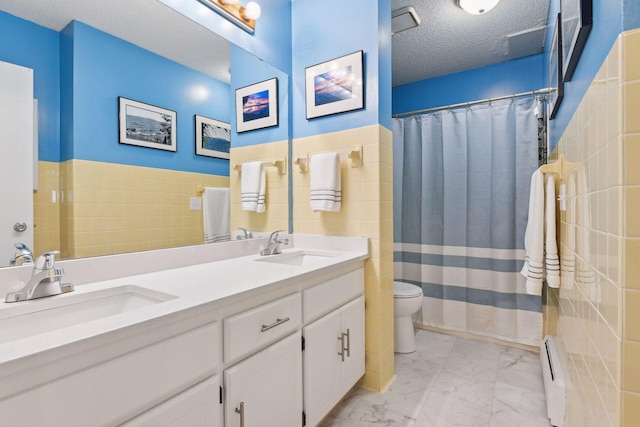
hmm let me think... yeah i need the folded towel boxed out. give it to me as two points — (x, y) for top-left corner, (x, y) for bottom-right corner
(203, 187), (230, 243)
(545, 174), (560, 288)
(310, 152), (342, 212)
(241, 161), (266, 213)
(561, 174), (576, 288)
(521, 169), (545, 295)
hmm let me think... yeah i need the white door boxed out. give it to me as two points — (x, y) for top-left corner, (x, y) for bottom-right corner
(339, 296), (366, 390)
(303, 309), (342, 427)
(0, 61), (34, 267)
(224, 332), (303, 427)
(121, 375), (222, 427)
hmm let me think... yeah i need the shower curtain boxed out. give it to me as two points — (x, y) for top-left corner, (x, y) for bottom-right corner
(392, 96), (542, 346)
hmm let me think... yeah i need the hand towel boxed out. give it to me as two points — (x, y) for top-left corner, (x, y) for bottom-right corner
(310, 152), (341, 212)
(203, 187), (230, 243)
(561, 173), (576, 289)
(241, 161), (266, 213)
(521, 169), (545, 295)
(544, 174), (560, 288)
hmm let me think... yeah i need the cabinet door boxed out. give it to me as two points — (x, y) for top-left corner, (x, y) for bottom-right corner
(303, 309), (342, 427)
(339, 296), (365, 392)
(122, 375), (222, 427)
(225, 332), (303, 427)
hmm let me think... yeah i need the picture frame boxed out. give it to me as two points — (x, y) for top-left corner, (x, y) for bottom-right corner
(305, 50), (364, 120)
(235, 77), (278, 133)
(548, 14), (564, 120)
(195, 115), (230, 159)
(561, 0), (592, 82)
(118, 97), (177, 151)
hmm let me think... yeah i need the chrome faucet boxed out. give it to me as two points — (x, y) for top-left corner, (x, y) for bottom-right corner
(236, 228), (253, 240)
(260, 230), (285, 256)
(4, 250), (74, 303)
(10, 243), (33, 266)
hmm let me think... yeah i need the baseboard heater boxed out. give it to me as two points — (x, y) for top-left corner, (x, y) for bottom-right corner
(540, 335), (566, 426)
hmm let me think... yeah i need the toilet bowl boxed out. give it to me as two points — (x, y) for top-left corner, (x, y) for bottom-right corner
(393, 281), (423, 353)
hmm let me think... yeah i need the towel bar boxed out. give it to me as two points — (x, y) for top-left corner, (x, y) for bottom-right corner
(232, 158), (287, 175)
(295, 145), (363, 173)
(539, 154), (578, 177)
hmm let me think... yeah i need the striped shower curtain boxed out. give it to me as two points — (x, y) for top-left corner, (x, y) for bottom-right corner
(392, 96), (542, 346)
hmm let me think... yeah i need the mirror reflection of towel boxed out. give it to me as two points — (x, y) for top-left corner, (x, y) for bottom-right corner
(241, 161), (266, 213)
(203, 187), (230, 243)
(310, 152), (341, 212)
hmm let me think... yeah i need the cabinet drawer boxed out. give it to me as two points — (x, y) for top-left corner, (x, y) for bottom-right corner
(303, 268), (364, 322)
(224, 293), (301, 362)
(0, 321), (221, 427)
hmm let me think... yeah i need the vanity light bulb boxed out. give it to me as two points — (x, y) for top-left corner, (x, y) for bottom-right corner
(244, 2), (261, 20)
(457, 0), (501, 15)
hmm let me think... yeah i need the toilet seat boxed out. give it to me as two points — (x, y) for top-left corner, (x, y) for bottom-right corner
(393, 281), (423, 298)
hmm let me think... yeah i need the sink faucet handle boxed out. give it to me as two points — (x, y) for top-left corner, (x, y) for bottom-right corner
(11, 243), (34, 266)
(34, 250), (60, 271)
(269, 230), (285, 243)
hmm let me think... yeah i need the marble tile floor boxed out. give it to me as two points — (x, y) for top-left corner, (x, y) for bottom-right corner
(320, 329), (551, 427)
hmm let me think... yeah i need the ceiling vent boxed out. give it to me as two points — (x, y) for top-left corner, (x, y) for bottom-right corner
(392, 6), (421, 34)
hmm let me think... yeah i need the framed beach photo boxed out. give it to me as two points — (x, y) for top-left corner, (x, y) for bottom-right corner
(235, 77), (278, 133)
(305, 50), (364, 120)
(561, 0), (592, 82)
(548, 14), (564, 120)
(118, 97), (176, 151)
(195, 115), (230, 159)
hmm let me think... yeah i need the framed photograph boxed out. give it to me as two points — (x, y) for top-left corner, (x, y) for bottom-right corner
(561, 0), (592, 81)
(305, 50), (364, 119)
(548, 14), (564, 120)
(195, 115), (230, 159)
(235, 77), (278, 133)
(118, 97), (176, 151)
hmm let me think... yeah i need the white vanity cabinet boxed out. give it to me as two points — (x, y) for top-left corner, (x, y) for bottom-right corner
(122, 375), (222, 427)
(301, 268), (365, 427)
(224, 332), (303, 427)
(303, 296), (364, 427)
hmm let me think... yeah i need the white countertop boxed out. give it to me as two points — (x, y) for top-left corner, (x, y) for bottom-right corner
(0, 235), (368, 381)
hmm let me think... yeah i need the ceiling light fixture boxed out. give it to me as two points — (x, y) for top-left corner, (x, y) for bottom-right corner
(391, 6), (421, 35)
(200, 0), (261, 33)
(457, 0), (501, 15)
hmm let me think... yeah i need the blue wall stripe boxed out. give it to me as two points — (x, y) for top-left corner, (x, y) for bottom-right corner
(394, 251), (523, 273)
(401, 279), (542, 313)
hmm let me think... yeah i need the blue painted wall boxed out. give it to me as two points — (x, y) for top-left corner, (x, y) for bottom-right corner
(544, 0), (640, 149)
(61, 21), (231, 176)
(230, 45), (289, 148)
(291, 0), (391, 139)
(392, 54), (544, 116)
(0, 11), (60, 162)
(157, 0), (292, 75)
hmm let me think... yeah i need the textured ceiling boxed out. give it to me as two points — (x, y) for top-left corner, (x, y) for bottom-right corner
(391, 0), (550, 86)
(0, 1), (550, 88)
(0, 0), (231, 83)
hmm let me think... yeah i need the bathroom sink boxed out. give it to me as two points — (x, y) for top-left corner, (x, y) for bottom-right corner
(255, 251), (335, 266)
(0, 285), (177, 343)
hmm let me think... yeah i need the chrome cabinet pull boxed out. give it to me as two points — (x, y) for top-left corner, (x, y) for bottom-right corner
(261, 316), (290, 332)
(235, 402), (245, 427)
(344, 329), (351, 357)
(337, 334), (345, 362)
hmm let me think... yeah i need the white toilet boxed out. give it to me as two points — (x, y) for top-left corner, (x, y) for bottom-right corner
(393, 281), (424, 353)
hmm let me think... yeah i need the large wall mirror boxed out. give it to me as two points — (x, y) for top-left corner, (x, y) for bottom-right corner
(0, 0), (289, 268)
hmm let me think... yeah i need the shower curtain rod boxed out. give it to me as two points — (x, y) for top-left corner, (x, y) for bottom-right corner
(392, 87), (552, 118)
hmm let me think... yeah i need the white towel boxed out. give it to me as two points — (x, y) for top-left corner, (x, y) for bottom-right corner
(561, 173), (576, 288)
(241, 161), (266, 213)
(203, 187), (230, 243)
(310, 152), (341, 212)
(545, 174), (560, 288)
(521, 169), (545, 295)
